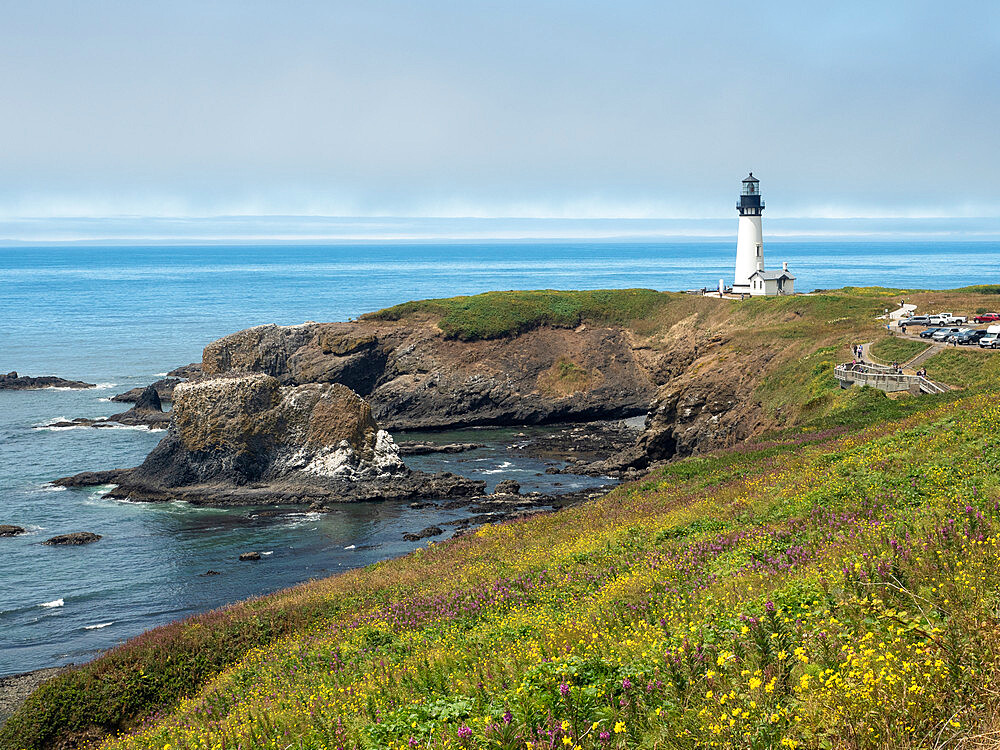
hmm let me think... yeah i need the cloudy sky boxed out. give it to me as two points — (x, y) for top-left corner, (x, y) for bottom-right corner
(1, 1), (997, 228)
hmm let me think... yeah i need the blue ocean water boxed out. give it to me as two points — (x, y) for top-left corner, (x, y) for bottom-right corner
(1, 240), (997, 677)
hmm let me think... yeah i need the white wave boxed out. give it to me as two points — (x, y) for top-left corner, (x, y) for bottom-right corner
(260, 551), (273, 556)
(153, 372), (168, 377)
(84, 621), (113, 630)
(481, 462), (515, 475)
(38, 483), (67, 492)
(39, 598), (64, 608)
(43, 386), (93, 391)
(93, 382), (118, 390)
(344, 544), (356, 550)
(38, 422), (155, 432)
(97, 397), (112, 402)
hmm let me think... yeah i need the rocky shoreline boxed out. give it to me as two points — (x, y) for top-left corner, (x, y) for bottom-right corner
(0, 371), (95, 390)
(0, 668), (69, 728)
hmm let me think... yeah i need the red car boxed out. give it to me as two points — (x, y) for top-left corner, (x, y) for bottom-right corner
(974, 312), (1000, 323)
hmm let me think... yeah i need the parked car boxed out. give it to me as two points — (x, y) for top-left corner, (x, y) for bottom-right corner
(928, 313), (953, 325)
(932, 327), (962, 341)
(951, 329), (986, 345)
(904, 315), (931, 325)
(919, 327), (942, 339)
(980, 334), (1000, 349)
(973, 312), (1000, 323)
(944, 315), (968, 325)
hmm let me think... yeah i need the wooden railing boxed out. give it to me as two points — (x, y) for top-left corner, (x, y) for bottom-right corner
(834, 362), (949, 395)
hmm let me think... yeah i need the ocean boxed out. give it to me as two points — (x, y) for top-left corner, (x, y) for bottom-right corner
(1, 239), (997, 677)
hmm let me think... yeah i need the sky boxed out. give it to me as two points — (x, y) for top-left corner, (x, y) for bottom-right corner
(0, 1), (998, 236)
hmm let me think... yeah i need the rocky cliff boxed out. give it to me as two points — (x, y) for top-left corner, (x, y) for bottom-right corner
(56, 374), (482, 505)
(201, 320), (659, 430)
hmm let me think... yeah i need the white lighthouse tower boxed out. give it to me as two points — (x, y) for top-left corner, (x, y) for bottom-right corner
(732, 172), (764, 294)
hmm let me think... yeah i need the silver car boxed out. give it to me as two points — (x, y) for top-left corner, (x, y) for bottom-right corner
(932, 327), (961, 341)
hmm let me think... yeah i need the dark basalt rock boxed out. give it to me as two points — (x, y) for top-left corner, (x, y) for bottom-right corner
(43, 532), (102, 546)
(492, 479), (521, 496)
(239, 551), (261, 561)
(112, 378), (181, 404)
(0, 371), (95, 390)
(0, 525), (26, 537)
(397, 442), (482, 455)
(168, 363), (203, 379)
(112, 363), (202, 403)
(199, 321), (657, 431)
(107, 385), (171, 427)
(36, 385), (171, 431)
(52, 375), (485, 507)
(402, 525), (444, 541)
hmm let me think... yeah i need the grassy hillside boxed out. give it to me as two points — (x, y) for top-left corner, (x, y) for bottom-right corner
(6, 286), (1000, 750)
(7, 393), (999, 749)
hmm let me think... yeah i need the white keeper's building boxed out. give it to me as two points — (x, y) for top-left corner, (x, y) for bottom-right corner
(731, 173), (794, 296)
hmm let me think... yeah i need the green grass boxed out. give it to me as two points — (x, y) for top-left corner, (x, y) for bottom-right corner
(12, 285), (1000, 749)
(923, 347), (1000, 388)
(8, 392), (1000, 749)
(362, 289), (676, 340)
(868, 336), (929, 364)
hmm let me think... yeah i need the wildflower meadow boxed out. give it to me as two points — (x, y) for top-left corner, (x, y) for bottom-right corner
(7, 389), (999, 750)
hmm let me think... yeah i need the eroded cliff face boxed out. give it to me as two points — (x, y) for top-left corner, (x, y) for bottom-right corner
(195, 302), (819, 470)
(140, 374), (404, 488)
(202, 321), (660, 430)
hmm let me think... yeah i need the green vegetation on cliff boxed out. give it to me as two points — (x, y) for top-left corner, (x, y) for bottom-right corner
(6, 286), (1000, 750)
(363, 289), (673, 340)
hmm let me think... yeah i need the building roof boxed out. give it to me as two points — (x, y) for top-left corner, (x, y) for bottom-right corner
(749, 269), (795, 281)
(742, 172), (759, 183)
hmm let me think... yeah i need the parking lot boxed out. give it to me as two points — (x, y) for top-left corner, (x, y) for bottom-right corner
(893, 311), (1000, 350)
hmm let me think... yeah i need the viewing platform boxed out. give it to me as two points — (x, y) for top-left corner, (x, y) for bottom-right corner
(834, 361), (949, 395)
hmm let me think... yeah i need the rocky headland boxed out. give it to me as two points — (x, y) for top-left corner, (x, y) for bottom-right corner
(188, 303), (770, 473)
(52, 290), (850, 510)
(0, 371), (95, 390)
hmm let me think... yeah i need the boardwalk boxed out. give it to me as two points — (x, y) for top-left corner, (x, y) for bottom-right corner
(836, 342), (950, 395)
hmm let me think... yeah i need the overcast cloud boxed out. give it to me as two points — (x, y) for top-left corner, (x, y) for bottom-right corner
(0, 1), (997, 221)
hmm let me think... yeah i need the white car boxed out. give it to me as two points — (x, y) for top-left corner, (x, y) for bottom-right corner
(980, 334), (1000, 349)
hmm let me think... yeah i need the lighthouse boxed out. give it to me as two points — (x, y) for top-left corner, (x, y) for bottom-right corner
(732, 172), (764, 294)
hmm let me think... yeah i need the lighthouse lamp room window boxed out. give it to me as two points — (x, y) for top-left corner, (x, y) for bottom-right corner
(731, 172), (795, 297)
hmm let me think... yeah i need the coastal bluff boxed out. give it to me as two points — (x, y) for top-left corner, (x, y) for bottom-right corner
(200, 319), (659, 430)
(56, 373), (482, 505)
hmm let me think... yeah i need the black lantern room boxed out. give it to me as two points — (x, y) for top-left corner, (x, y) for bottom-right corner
(738, 172), (764, 216)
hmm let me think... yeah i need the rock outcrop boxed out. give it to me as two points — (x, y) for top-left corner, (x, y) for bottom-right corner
(43, 532), (102, 546)
(112, 378), (182, 404)
(111, 363), (202, 403)
(0, 525), (26, 537)
(200, 322), (658, 430)
(37, 385), (171, 430)
(55, 374), (483, 506)
(0, 372), (95, 390)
